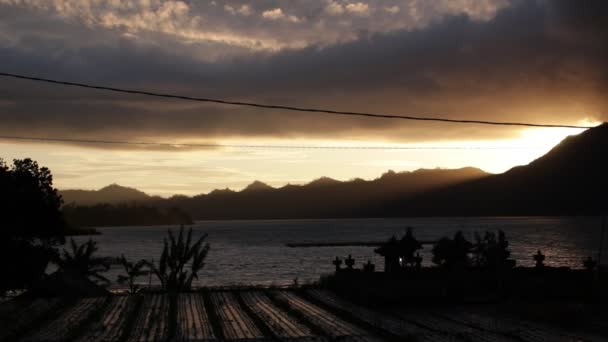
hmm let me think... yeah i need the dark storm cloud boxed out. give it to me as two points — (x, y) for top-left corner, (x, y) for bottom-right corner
(0, 0), (606, 149)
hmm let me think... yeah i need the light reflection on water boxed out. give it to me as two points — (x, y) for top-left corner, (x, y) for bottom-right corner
(72, 217), (606, 287)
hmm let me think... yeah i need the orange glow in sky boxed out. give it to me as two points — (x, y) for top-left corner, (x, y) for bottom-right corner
(0, 121), (599, 197)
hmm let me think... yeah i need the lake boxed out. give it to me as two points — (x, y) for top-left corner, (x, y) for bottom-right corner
(74, 217), (606, 287)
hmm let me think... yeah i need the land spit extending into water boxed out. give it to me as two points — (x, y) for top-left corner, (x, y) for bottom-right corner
(2, 287), (607, 342)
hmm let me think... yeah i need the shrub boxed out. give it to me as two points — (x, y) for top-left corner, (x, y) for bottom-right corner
(473, 230), (515, 270)
(146, 226), (210, 292)
(55, 239), (110, 285)
(117, 255), (149, 294)
(432, 231), (472, 269)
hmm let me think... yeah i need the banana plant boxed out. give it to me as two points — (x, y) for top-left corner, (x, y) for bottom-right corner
(146, 226), (210, 292)
(117, 255), (149, 294)
(55, 238), (110, 285)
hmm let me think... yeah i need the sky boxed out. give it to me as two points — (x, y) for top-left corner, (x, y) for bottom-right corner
(0, 0), (606, 196)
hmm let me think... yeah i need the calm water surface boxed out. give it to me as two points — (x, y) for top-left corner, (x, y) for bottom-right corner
(74, 217), (606, 287)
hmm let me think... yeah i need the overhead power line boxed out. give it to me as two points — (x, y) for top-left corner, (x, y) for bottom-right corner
(0, 72), (593, 129)
(0, 135), (543, 150)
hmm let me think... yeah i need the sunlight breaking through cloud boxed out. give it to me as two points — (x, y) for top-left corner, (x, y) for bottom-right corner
(0, 0), (514, 53)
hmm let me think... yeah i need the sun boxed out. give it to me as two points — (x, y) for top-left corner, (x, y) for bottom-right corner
(516, 119), (602, 152)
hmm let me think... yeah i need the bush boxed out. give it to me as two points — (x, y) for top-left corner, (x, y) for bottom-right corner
(472, 230), (515, 270)
(117, 255), (149, 294)
(431, 231), (472, 269)
(55, 239), (110, 285)
(146, 226), (210, 292)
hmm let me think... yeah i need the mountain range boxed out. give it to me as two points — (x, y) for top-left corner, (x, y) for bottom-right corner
(61, 184), (159, 206)
(392, 122), (608, 216)
(60, 123), (608, 219)
(62, 167), (488, 219)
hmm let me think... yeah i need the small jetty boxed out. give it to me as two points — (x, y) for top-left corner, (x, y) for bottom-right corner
(286, 240), (436, 247)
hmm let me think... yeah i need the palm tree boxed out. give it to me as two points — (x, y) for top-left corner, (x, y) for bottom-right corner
(55, 239), (110, 285)
(146, 226), (210, 292)
(117, 255), (149, 294)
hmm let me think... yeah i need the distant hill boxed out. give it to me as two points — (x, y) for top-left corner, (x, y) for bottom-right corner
(156, 167), (489, 219)
(63, 203), (193, 227)
(389, 123), (608, 216)
(60, 184), (153, 206)
(242, 181), (274, 192)
(307, 177), (342, 187)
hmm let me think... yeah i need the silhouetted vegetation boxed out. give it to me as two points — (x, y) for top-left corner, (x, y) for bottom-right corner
(375, 236), (400, 273)
(117, 255), (149, 294)
(146, 226), (210, 292)
(0, 158), (68, 295)
(431, 231), (473, 269)
(472, 230), (515, 270)
(399, 228), (423, 268)
(55, 239), (110, 285)
(329, 227), (608, 307)
(427, 229), (515, 272)
(375, 228), (423, 272)
(63, 203), (193, 227)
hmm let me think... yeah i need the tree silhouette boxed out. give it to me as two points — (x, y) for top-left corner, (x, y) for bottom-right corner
(471, 232), (484, 267)
(399, 227), (423, 268)
(375, 235), (401, 273)
(55, 239), (110, 285)
(0, 158), (67, 295)
(432, 231), (473, 269)
(117, 255), (149, 294)
(146, 226), (210, 292)
(474, 230), (515, 270)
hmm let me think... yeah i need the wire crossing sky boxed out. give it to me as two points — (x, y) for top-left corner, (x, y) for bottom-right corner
(0, 72), (593, 129)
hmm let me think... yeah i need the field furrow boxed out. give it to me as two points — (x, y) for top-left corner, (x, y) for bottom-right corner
(21, 297), (106, 342)
(504, 318), (602, 342)
(210, 291), (265, 340)
(439, 309), (603, 342)
(394, 309), (518, 342)
(240, 291), (315, 339)
(126, 294), (169, 342)
(176, 293), (216, 342)
(75, 296), (134, 342)
(0, 297), (63, 341)
(273, 291), (382, 341)
(306, 289), (445, 341)
(436, 310), (532, 340)
(7, 289), (599, 342)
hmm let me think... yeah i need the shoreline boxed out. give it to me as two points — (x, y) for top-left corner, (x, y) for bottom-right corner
(75, 215), (603, 228)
